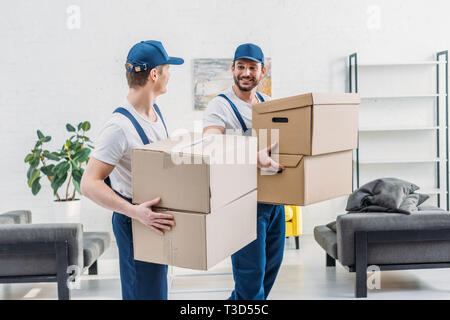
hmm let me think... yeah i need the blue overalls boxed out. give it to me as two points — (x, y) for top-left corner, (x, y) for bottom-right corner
(105, 106), (169, 300)
(218, 92), (286, 300)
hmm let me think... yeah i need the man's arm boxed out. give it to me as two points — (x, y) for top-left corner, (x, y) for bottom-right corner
(81, 157), (174, 235)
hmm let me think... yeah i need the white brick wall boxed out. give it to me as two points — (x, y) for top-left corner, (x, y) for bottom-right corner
(1, 0), (450, 234)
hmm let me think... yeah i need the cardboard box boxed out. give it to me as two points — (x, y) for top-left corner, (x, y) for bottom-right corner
(257, 150), (353, 206)
(132, 133), (257, 213)
(252, 92), (360, 155)
(132, 190), (257, 270)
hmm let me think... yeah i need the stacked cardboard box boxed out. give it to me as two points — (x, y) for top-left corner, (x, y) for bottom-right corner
(131, 133), (258, 270)
(253, 92), (360, 206)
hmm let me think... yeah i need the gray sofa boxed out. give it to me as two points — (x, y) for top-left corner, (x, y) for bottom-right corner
(0, 210), (111, 300)
(314, 205), (450, 297)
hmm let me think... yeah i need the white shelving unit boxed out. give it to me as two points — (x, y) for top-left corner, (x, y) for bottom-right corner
(357, 158), (442, 165)
(361, 94), (444, 99)
(421, 188), (443, 195)
(348, 51), (449, 209)
(358, 61), (443, 67)
(359, 126), (440, 132)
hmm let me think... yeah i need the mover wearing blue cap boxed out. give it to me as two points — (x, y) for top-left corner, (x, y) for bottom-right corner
(81, 40), (183, 300)
(203, 43), (286, 300)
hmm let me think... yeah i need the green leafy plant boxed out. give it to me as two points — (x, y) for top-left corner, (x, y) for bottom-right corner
(24, 121), (94, 201)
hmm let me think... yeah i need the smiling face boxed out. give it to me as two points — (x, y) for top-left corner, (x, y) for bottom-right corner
(231, 58), (266, 92)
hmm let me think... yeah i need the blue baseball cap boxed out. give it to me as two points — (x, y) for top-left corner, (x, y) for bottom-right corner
(233, 43), (264, 65)
(125, 40), (184, 72)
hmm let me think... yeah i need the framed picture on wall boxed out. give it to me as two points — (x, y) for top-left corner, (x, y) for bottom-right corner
(193, 58), (272, 111)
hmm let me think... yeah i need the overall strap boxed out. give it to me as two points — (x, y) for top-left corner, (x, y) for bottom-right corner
(153, 104), (169, 138)
(103, 107), (150, 190)
(256, 92), (265, 102)
(113, 107), (150, 144)
(218, 93), (248, 133)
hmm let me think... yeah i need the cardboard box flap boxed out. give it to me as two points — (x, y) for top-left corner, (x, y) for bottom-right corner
(133, 134), (215, 157)
(311, 93), (361, 105)
(257, 150), (352, 206)
(277, 154), (303, 168)
(170, 135), (216, 156)
(132, 147), (211, 213)
(253, 93), (314, 114)
(132, 132), (257, 213)
(253, 92), (360, 115)
(133, 133), (255, 161)
(132, 136), (181, 152)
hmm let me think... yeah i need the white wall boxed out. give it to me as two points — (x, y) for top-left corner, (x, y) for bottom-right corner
(1, 0), (450, 235)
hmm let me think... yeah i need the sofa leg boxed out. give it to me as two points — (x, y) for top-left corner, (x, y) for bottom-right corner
(57, 275), (70, 300)
(326, 253), (336, 267)
(295, 236), (300, 250)
(88, 261), (98, 275)
(55, 241), (70, 300)
(355, 232), (368, 298)
(355, 269), (367, 298)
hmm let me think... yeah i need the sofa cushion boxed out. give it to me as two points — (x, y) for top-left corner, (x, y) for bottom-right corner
(336, 210), (450, 266)
(0, 210), (32, 225)
(83, 232), (111, 269)
(313, 225), (338, 259)
(326, 221), (337, 232)
(326, 204), (444, 233)
(0, 223), (83, 277)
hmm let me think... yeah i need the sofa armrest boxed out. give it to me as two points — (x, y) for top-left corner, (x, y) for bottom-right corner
(336, 211), (450, 267)
(0, 210), (32, 225)
(0, 223), (83, 270)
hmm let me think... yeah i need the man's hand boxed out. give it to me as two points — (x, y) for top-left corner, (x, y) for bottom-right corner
(133, 197), (175, 235)
(257, 142), (284, 173)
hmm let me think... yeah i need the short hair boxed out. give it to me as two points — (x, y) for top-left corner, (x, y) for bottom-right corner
(125, 65), (163, 88)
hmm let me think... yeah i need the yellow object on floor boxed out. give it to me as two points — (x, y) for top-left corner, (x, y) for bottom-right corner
(285, 206), (302, 249)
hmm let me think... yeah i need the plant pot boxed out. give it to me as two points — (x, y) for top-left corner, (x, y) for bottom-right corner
(52, 199), (81, 223)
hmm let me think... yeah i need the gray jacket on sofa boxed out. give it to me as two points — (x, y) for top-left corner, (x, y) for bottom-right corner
(346, 177), (429, 214)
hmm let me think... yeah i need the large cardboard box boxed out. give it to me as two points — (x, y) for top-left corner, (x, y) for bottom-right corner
(258, 150), (353, 206)
(132, 133), (257, 213)
(252, 92), (360, 155)
(132, 190), (257, 270)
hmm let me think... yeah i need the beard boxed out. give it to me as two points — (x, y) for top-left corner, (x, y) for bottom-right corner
(233, 74), (260, 92)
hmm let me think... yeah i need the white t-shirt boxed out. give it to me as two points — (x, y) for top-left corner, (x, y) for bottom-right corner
(202, 87), (271, 134)
(92, 100), (168, 198)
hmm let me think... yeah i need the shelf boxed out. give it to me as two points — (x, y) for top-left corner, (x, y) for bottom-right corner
(359, 126), (440, 132)
(352, 187), (446, 195)
(420, 188), (448, 195)
(361, 94), (445, 99)
(356, 158), (443, 164)
(352, 61), (445, 67)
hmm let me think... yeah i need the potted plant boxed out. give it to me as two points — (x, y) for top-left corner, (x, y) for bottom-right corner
(24, 121), (94, 222)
